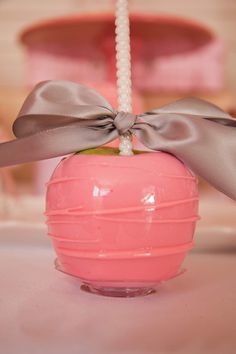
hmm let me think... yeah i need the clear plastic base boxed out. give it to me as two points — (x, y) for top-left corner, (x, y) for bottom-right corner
(81, 283), (156, 297)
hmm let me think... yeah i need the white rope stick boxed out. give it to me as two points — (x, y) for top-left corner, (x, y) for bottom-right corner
(115, 0), (133, 156)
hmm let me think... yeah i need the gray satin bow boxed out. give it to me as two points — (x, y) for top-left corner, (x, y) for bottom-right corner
(0, 80), (236, 200)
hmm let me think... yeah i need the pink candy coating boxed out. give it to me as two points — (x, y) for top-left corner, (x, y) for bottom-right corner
(46, 151), (199, 288)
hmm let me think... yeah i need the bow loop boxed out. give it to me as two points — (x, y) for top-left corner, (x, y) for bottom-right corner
(113, 111), (137, 135)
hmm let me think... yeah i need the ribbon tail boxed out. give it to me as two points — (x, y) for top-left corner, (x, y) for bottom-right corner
(0, 125), (117, 168)
(135, 114), (236, 200)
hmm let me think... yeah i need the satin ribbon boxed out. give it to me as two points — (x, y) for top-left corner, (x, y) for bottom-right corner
(0, 80), (236, 200)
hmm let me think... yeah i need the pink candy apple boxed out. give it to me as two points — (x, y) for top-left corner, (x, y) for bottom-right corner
(46, 147), (199, 297)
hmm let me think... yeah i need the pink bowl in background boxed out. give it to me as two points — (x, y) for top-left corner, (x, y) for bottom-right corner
(20, 13), (224, 93)
(46, 150), (199, 297)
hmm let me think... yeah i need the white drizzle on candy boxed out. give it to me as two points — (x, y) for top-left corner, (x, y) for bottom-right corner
(115, 0), (134, 156)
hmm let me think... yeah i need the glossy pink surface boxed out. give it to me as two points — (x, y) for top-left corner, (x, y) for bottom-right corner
(46, 151), (199, 288)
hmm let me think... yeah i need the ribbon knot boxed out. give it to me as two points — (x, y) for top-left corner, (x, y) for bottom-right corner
(113, 111), (137, 135)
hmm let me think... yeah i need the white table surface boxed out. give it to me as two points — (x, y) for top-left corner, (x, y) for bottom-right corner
(0, 194), (236, 354)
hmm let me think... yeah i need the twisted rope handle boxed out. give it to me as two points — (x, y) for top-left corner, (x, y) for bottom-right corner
(115, 0), (133, 155)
